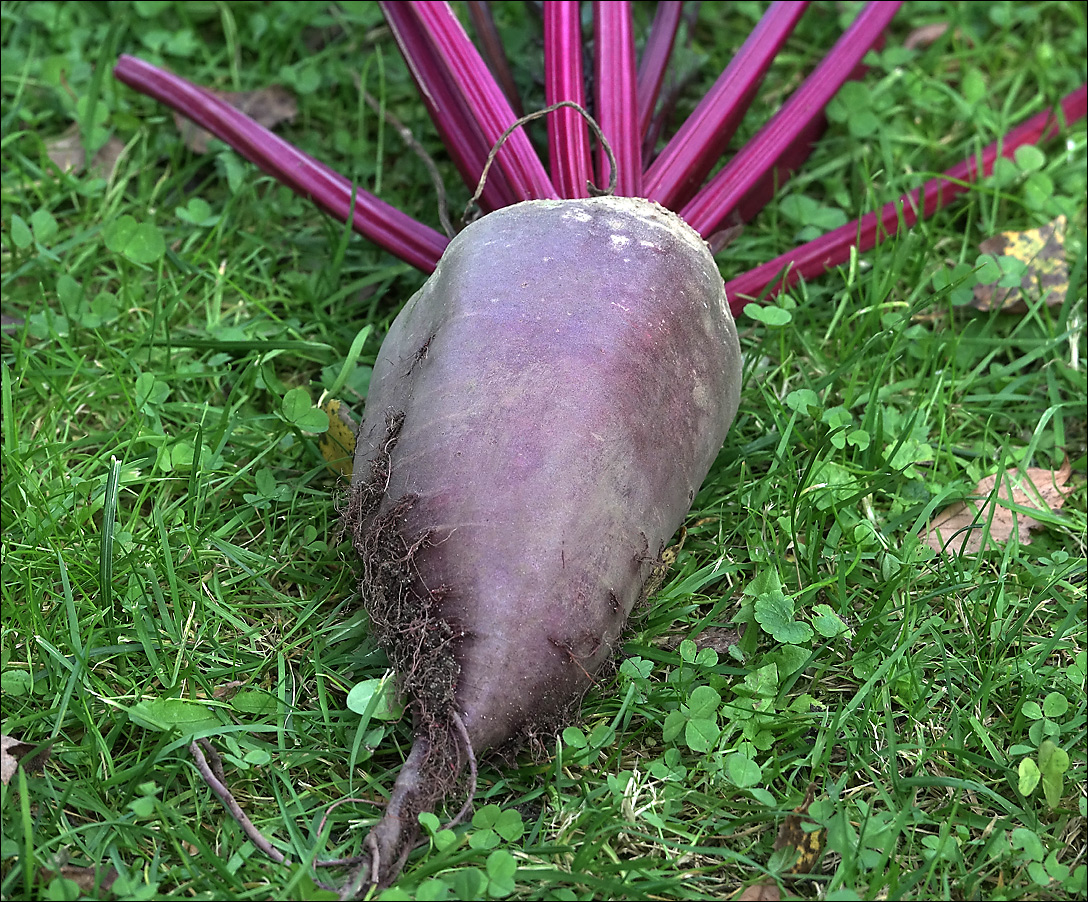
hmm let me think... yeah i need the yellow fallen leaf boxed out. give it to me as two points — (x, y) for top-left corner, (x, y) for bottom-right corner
(922, 460), (1073, 555)
(319, 399), (357, 478)
(773, 782), (824, 875)
(972, 216), (1068, 312)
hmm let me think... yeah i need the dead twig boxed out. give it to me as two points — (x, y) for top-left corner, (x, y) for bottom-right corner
(353, 73), (454, 238)
(189, 740), (353, 891)
(190, 739), (287, 865)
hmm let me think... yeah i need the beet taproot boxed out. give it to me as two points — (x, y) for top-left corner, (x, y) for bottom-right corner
(342, 195), (741, 891)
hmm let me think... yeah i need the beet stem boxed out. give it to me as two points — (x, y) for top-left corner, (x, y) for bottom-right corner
(466, 101), (617, 220)
(381, 1), (516, 211)
(407, 1), (558, 201)
(643, 1), (808, 210)
(725, 85), (1088, 307)
(636, 1), (683, 139)
(112, 55), (447, 273)
(680, 1), (901, 237)
(730, 113), (827, 225)
(731, 15), (890, 224)
(466, 1), (525, 117)
(594, 1), (642, 196)
(544, 1), (594, 198)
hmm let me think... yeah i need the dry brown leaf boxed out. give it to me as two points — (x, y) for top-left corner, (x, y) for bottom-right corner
(693, 625), (743, 655)
(1, 734), (29, 785)
(773, 782), (825, 874)
(972, 217), (1069, 313)
(708, 222), (745, 255)
(1, 314), (24, 334)
(46, 128), (126, 179)
(1, 733), (50, 785)
(737, 880), (781, 901)
(904, 23), (951, 50)
(41, 865), (118, 895)
(175, 86), (297, 154)
(211, 679), (245, 700)
(923, 461), (1074, 555)
(904, 22), (972, 50)
(657, 624), (745, 655)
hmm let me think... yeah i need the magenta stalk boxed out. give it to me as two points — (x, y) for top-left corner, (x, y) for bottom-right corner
(408, 1), (557, 200)
(112, 54), (448, 272)
(544, 1), (594, 199)
(680, 1), (901, 238)
(381, 1), (515, 211)
(643, 1), (808, 210)
(466, 1), (525, 118)
(724, 85), (1088, 309)
(636, 1), (683, 140)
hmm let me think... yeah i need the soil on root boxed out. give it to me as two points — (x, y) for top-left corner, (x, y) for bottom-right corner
(339, 413), (471, 892)
(341, 412), (460, 729)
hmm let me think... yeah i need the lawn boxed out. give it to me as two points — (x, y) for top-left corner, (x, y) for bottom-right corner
(1, 2), (1086, 900)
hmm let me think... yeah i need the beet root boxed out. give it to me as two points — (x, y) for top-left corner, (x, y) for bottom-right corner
(342, 196), (741, 891)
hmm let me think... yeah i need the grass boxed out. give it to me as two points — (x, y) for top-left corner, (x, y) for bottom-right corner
(1, 1), (1085, 900)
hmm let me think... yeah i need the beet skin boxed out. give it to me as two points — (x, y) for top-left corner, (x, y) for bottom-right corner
(343, 195), (741, 892)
